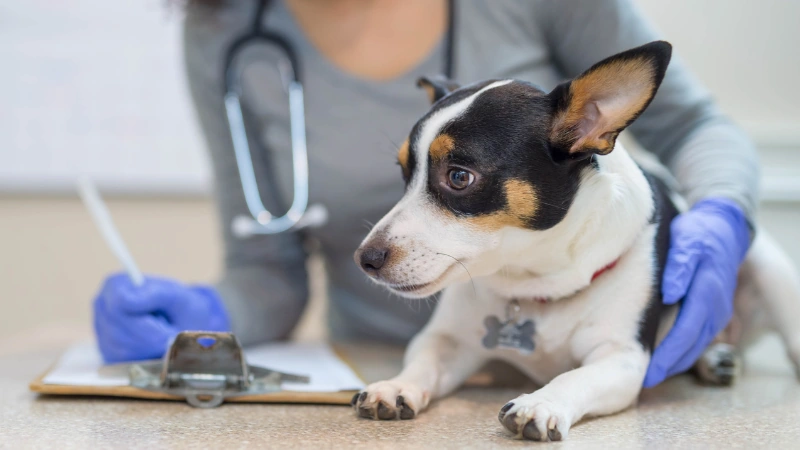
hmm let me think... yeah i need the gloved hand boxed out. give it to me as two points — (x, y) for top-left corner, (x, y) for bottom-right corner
(93, 273), (231, 364)
(643, 198), (751, 387)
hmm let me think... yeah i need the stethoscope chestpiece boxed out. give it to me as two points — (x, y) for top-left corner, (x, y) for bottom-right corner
(231, 204), (328, 238)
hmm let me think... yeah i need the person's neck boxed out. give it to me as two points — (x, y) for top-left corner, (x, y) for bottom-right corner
(284, 0), (448, 81)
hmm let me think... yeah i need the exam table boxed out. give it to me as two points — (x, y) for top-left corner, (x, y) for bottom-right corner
(2, 329), (799, 448)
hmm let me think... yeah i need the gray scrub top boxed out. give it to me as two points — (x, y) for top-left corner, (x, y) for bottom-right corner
(182, 0), (759, 346)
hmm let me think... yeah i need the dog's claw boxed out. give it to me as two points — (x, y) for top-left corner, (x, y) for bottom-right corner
(397, 395), (415, 420)
(499, 395), (569, 441)
(352, 381), (424, 421)
(498, 402), (514, 422)
(354, 392), (416, 421)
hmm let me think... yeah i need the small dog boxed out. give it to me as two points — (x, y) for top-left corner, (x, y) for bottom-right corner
(351, 41), (800, 441)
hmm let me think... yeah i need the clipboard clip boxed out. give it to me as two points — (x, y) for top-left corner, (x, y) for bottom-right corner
(128, 331), (310, 408)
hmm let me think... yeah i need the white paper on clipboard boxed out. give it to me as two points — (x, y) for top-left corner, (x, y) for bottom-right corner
(43, 341), (364, 393)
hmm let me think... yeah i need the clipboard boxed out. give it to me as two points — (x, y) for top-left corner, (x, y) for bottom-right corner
(29, 331), (364, 408)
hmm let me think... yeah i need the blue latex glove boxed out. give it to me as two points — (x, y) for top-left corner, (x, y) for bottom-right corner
(643, 198), (751, 387)
(93, 273), (231, 364)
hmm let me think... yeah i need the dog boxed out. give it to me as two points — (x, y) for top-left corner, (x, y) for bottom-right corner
(350, 40), (800, 441)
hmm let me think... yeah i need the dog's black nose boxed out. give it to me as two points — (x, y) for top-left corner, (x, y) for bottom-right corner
(359, 247), (388, 275)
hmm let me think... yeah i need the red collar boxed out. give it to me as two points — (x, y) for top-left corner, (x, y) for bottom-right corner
(532, 259), (619, 304)
(591, 259), (619, 282)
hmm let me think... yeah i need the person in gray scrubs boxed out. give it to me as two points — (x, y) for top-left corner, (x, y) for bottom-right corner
(92, 0), (759, 388)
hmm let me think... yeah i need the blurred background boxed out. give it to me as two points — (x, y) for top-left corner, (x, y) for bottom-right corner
(1, 0), (798, 347)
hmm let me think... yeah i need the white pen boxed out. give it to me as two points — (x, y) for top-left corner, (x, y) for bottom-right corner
(76, 176), (144, 286)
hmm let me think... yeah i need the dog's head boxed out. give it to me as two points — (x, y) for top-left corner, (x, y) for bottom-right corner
(355, 41), (672, 298)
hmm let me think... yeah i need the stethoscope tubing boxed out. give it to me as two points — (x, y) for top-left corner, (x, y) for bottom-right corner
(223, 0), (314, 237)
(224, 0), (454, 237)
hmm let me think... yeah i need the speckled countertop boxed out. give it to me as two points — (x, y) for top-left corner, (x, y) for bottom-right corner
(2, 334), (800, 449)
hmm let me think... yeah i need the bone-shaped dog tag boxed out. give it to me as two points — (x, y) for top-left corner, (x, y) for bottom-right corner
(482, 300), (536, 354)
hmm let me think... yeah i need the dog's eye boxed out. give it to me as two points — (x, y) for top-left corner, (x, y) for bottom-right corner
(447, 169), (475, 190)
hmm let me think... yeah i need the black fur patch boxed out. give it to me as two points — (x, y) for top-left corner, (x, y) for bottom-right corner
(421, 81), (593, 230)
(638, 169), (680, 351)
(403, 80), (499, 190)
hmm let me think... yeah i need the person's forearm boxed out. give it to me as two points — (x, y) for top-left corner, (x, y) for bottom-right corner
(659, 118), (760, 231)
(216, 264), (310, 346)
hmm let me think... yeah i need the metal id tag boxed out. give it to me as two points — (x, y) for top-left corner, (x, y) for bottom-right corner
(482, 300), (536, 353)
(129, 331), (310, 408)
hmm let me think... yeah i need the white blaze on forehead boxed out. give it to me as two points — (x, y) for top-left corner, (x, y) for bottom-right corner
(362, 79), (515, 248)
(408, 79), (514, 195)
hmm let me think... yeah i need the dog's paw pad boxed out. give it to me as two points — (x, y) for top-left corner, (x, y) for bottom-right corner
(351, 380), (427, 421)
(376, 402), (395, 420)
(499, 394), (571, 441)
(501, 412), (519, 434)
(522, 419), (541, 440)
(358, 406), (374, 419)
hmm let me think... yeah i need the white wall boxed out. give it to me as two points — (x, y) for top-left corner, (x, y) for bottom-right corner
(638, 0), (800, 132)
(0, 0), (209, 195)
(636, 0), (800, 202)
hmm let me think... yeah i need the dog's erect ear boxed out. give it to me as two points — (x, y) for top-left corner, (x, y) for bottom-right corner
(549, 41), (672, 158)
(417, 75), (461, 104)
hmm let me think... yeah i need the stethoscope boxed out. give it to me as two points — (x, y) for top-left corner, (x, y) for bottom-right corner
(223, 0), (455, 238)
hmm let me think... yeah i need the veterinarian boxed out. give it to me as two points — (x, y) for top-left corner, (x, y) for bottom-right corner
(93, 0), (756, 388)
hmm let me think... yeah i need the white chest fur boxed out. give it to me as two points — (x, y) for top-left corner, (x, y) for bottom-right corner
(423, 223), (658, 386)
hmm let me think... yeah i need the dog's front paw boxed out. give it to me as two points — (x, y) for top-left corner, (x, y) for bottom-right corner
(498, 392), (572, 441)
(351, 380), (429, 420)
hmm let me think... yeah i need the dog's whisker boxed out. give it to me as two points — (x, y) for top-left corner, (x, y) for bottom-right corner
(436, 252), (477, 301)
(410, 295), (421, 313)
(384, 279), (426, 314)
(379, 130), (400, 148)
(428, 292), (441, 311)
(378, 130), (403, 157)
(538, 199), (570, 212)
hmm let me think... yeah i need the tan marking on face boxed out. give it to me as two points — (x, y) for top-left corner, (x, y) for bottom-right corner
(551, 57), (656, 154)
(504, 179), (538, 218)
(397, 139), (410, 179)
(464, 179), (539, 231)
(429, 134), (455, 161)
(385, 244), (408, 268)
